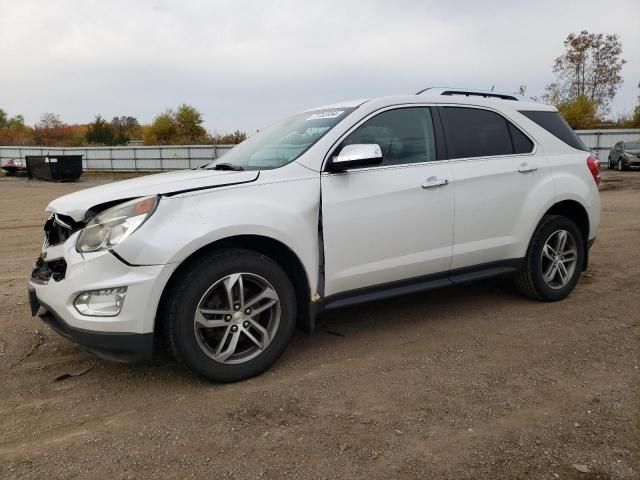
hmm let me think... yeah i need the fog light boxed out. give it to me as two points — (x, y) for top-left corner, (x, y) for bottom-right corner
(73, 287), (127, 317)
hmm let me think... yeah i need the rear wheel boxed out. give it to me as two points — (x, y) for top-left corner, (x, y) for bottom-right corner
(515, 215), (584, 302)
(163, 249), (297, 382)
(608, 156), (614, 169)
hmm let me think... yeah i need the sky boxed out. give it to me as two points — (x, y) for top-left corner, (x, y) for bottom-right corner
(1, 0), (639, 133)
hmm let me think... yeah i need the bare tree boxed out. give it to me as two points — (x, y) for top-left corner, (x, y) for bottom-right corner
(544, 31), (625, 113)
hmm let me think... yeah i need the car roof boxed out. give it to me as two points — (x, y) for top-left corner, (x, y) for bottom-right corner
(306, 94), (555, 113)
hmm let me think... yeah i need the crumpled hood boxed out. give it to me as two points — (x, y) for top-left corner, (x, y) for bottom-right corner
(47, 169), (259, 221)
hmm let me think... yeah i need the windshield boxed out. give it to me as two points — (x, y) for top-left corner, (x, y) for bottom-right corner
(206, 107), (356, 170)
(624, 142), (640, 150)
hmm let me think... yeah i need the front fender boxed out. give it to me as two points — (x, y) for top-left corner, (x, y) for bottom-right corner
(113, 178), (321, 293)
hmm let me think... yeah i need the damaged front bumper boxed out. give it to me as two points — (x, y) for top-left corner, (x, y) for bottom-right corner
(27, 231), (175, 362)
(28, 283), (154, 362)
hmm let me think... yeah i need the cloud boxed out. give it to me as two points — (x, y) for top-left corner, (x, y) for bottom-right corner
(1, 0), (638, 131)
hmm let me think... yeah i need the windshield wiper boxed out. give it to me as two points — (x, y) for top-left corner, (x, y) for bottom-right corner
(210, 162), (244, 171)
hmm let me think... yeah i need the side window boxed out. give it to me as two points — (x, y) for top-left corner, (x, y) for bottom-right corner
(508, 123), (534, 154)
(337, 107), (437, 165)
(441, 107), (514, 159)
(519, 110), (587, 151)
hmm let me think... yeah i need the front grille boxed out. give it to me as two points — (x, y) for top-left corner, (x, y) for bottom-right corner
(43, 214), (84, 247)
(31, 257), (67, 283)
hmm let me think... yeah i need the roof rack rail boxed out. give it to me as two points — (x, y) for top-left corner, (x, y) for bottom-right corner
(416, 87), (520, 101)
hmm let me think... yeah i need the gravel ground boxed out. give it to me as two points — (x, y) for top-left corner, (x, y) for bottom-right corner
(0, 170), (638, 479)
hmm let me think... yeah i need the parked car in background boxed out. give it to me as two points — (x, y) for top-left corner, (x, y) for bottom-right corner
(608, 141), (640, 170)
(28, 88), (601, 382)
(1, 159), (27, 176)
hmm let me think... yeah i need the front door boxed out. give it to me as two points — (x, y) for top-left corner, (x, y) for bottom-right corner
(321, 107), (454, 296)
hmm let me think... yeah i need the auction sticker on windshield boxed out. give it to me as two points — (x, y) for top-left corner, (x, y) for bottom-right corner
(306, 110), (344, 121)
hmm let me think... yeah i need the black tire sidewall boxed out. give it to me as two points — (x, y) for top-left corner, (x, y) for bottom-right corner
(529, 217), (585, 301)
(168, 250), (297, 382)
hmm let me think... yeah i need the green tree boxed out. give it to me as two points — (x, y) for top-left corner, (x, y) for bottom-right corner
(142, 105), (207, 145)
(174, 104), (207, 144)
(211, 129), (247, 144)
(544, 31), (625, 113)
(556, 95), (599, 129)
(111, 116), (141, 145)
(85, 115), (115, 145)
(142, 111), (177, 145)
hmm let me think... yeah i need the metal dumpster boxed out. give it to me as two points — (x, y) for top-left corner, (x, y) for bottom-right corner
(26, 155), (83, 182)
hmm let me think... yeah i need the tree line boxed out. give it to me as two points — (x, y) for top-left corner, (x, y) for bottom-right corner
(0, 104), (247, 147)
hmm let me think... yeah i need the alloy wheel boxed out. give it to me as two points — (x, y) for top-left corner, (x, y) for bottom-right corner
(193, 273), (280, 364)
(540, 229), (578, 289)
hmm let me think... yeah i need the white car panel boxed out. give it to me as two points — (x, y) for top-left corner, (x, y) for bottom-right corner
(31, 233), (174, 333)
(47, 169), (259, 221)
(112, 162), (322, 295)
(321, 162), (454, 295)
(450, 152), (555, 268)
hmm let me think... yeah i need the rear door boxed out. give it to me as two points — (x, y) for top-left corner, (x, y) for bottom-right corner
(439, 106), (554, 269)
(321, 106), (454, 296)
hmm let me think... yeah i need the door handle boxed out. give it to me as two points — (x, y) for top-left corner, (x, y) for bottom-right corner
(518, 163), (538, 173)
(422, 177), (449, 189)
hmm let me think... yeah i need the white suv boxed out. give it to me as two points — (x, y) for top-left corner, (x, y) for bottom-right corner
(28, 88), (601, 382)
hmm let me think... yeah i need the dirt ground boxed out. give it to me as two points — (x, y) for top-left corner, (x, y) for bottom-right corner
(0, 170), (638, 480)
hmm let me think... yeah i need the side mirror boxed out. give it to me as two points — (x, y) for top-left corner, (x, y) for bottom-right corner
(328, 144), (383, 172)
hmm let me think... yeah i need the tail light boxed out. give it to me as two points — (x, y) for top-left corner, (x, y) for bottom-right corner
(587, 155), (600, 186)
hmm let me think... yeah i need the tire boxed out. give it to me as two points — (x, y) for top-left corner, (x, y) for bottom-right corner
(163, 248), (297, 382)
(515, 215), (585, 302)
(618, 159), (624, 171)
(608, 156), (614, 169)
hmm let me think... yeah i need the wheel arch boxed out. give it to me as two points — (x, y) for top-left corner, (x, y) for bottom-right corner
(155, 235), (314, 337)
(543, 199), (590, 270)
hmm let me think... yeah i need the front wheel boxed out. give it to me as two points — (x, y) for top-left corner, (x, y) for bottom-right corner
(515, 215), (584, 302)
(163, 249), (297, 382)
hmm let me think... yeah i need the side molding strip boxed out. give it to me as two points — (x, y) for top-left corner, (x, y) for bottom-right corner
(319, 259), (522, 312)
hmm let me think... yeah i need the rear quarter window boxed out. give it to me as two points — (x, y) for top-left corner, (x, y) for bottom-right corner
(508, 123), (534, 154)
(519, 110), (587, 151)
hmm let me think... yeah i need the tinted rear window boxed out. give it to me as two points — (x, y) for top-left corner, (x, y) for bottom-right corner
(519, 110), (587, 151)
(441, 107), (513, 159)
(440, 107), (533, 159)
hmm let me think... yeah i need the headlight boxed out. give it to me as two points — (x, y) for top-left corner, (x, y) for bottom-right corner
(76, 196), (158, 253)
